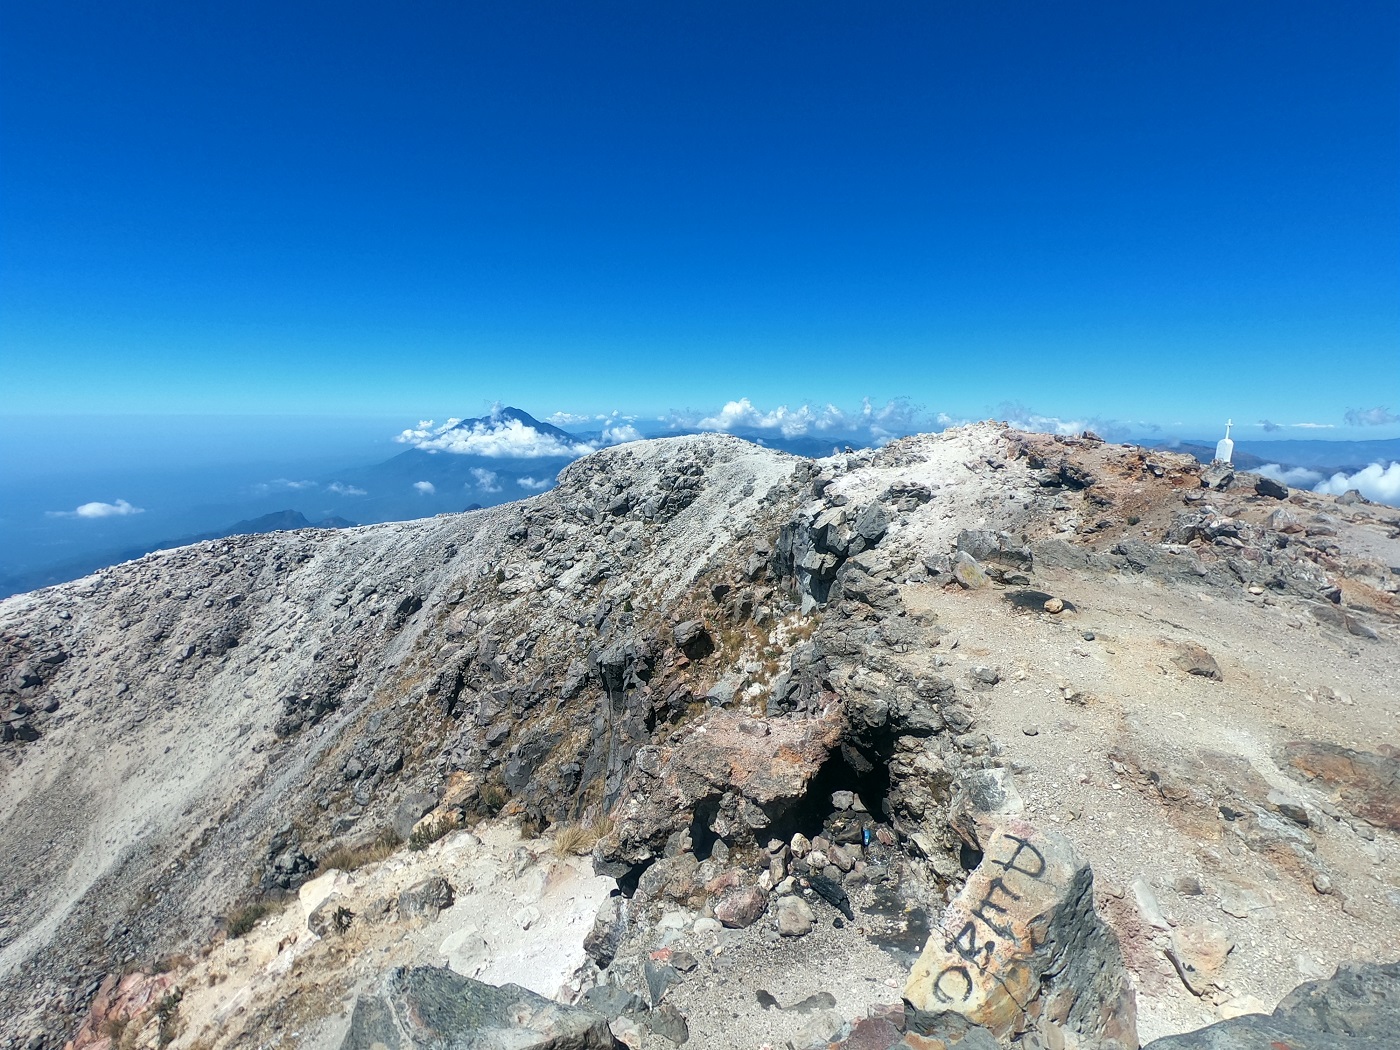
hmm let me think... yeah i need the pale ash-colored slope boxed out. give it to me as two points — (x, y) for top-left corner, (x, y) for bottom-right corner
(819, 422), (1042, 557)
(0, 435), (797, 1006)
(0, 521), (466, 983)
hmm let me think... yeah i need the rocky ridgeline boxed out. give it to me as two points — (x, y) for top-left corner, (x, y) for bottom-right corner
(1, 425), (1397, 1049)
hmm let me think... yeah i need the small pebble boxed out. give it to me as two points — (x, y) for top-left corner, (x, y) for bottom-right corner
(1044, 597), (1065, 614)
(1022, 725), (1040, 737)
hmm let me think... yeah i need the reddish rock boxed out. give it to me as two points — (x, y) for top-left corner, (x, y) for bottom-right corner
(64, 970), (179, 1050)
(829, 1017), (904, 1049)
(598, 709), (844, 872)
(713, 884), (768, 929)
(1280, 740), (1400, 831)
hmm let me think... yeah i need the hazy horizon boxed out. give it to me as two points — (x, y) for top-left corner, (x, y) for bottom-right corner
(3, 4), (1397, 586)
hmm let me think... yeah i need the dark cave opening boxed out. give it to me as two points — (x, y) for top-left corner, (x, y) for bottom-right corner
(767, 739), (893, 847)
(689, 796), (723, 861)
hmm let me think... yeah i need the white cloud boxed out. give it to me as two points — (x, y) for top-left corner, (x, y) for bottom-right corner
(545, 411), (594, 427)
(252, 478), (316, 496)
(1344, 406), (1400, 427)
(1256, 463), (1324, 489)
(469, 468), (501, 493)
(396, 415), (594, 458)
(1292, 422), (1335, 430)
(517, 476), (552, 491)
(326, 482), (367, 496)
(694, 398), (846, 438)
(1313, 461), (1400, 506)
(600, 421), (641, 444)
(413, 481), (436, 495)
(664, 397), (929, 444)
(995, 401), (1127, 439)
(48, 498), (144, 519)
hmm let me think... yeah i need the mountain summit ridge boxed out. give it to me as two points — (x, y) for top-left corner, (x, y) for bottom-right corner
(1, 424), (1397, 1048)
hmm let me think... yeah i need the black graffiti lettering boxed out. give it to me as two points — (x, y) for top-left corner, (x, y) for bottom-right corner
(970, 876), (1021, 939)
(932, 964), (974, 1004)
(947, 920), (995, 973)
(993, 833), (1046, 880)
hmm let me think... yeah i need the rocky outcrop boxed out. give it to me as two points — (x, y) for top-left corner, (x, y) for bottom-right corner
(904, 818), (1137, 1050)
(341, 966), (617, 1049)
(596, 709), (844, 876)
(62, 971), (180, 1050)
(1141, 959), (1400, 1049)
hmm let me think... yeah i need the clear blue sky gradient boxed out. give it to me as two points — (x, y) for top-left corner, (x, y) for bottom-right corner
(2, 1), (1397, 432)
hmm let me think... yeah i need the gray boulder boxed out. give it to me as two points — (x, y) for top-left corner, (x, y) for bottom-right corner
(393, 791), (439, 840)
(340, 966), (617, 1049)
(398, 876), (455, 920)
(1143, 959), (1400, 1048)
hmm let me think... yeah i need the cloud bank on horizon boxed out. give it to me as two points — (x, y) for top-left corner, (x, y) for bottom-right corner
(384, 397), (1400, 506)
(396, 397), (1400, 457)
(1255, 460), (1400, 506)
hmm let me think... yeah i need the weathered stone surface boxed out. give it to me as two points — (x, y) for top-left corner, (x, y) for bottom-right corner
(904, 819), (1137, 1049)
(673, 620), (714, 660)
(340, 966), (616, 1049)
(1142, 959), (1400, 1049)
(1171, 643), (1222, 681)
(584, 893), (626, 968)
(63, 971), (180, 1050)
(393, 791), (439, 841)
(1254, 475), (1288, 500)
(1279, 741), (1400, 831)
(714, 883), (768, 929)
(1200, 463), (1234, 490)
(951, 552), (988, 590)
(1165, 923), (1233, 996)
(598, 710), (843, 871)
(776, 894), (815, 937)
(397, 876), (455, 920)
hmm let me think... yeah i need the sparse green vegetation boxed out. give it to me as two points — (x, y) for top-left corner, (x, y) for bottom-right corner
(155, 988), (184, 1047)
(408, 813), (457, 851)
(479, 782), (507, 815)
(225, 901), (270, 939)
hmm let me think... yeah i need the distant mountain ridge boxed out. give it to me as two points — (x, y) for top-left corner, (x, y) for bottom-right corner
(0, 509), (356, 598)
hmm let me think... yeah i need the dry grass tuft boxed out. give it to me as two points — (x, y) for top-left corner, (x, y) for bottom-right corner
(319, 828), (403, 872)
(552, 823), (596, 856)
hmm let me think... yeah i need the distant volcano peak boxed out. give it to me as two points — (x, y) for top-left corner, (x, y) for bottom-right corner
(448, 406), (581, 443)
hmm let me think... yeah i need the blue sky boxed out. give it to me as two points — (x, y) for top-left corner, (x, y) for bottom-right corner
(2, 1), (1397, 437)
